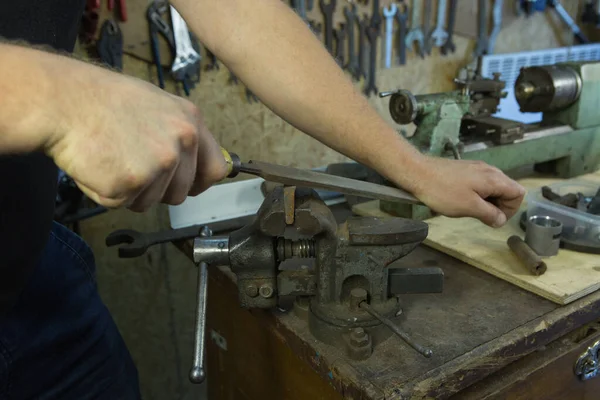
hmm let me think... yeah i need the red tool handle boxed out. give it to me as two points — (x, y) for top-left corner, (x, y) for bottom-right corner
(107, 0), (114, 10)
(119, 0), (127, 22)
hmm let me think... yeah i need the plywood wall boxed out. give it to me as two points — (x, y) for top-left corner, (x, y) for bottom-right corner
(80, 2), (585, 400)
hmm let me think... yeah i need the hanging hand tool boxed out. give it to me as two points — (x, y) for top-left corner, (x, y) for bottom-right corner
(473, 0), (489, 57)
(147, 1), (174, 89)
(547, 0), (590, 44)
(319, 0), (337, 54)
(395, 3), (409, 65)
(293, 0), (308, 21)
(108, 0), (127, 22)
(220, 148), (421, 205)
(405, 0), (425, 58)
(359, 14), (370, 79)
(383, 3), (398, 69)
(344, 4), (360, 79)
(97, 19), (123, 71)
(334, 23), (347, 67)
(170, 6), (201, 96)
(582, 0), (600, 27)
(364, 23), (380, 97)
(441, 0), (457, 55)
(488, 0), (504, 54)
(429, 0), (448, 49)
(245, 87), (259, 104)
(371, 0), (383, 30)
(422, 0), (433, 55)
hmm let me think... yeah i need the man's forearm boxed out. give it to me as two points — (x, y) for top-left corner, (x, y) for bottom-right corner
(172, 0), (427, 192)
(0, 43), (63, 153)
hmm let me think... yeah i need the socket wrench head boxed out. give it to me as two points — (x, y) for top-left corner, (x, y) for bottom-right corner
(525, 215), (563, 257)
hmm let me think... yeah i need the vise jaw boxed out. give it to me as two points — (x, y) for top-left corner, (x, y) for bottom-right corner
(194, 186), (443, 361)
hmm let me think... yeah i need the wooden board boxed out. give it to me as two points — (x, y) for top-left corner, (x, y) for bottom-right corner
(353, 171), (600, 305)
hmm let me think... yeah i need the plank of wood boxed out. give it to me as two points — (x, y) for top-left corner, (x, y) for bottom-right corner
(353, 171), (600, 305)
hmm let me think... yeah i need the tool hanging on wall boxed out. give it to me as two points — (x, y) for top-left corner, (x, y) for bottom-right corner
(344, 4), (360, 79)
(170, 6), (201, 96)
(488, 0), (504, 54)
(547, 0), (590, 44)
(582, 0), (600, 27)
(382, 3), (397, 69)
(364, 21), (380, 96)
(107, 0), (127, 22)
(334, 23), (347, 67)
(473, 0), (490, 57)
(359, 14), (370, 79)
(422, 0), (433, 54)
(441, 0), (457, 55)
(97, 19), (123, 71)
(320, 0), (337, 54)
(405, 0), (425, 58)
(429, 0), (448, 50)
(396, 2), (409, 65)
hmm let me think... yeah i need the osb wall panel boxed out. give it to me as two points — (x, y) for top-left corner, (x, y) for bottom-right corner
(80, 2), (582, 400)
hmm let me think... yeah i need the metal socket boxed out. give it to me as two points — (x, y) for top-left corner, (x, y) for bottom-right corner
(525, 215), (562, 257)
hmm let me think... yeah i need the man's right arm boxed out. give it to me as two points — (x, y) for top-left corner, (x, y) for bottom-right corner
(0, 43), (227, 211)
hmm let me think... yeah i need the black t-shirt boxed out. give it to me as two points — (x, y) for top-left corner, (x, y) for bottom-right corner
(0, 0), (85, 312)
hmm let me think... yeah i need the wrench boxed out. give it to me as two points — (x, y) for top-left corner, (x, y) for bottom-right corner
(334, 23), (347, 67)
(358, 14), (370, 79)
(383, 3), (398, 69)
(170, 6), (201, 93)
(422, 0), (433, 54)
(488, 0), (503, 54)
(395, 3), (409, 65)
(344, 4), (359, 78)
(106, 225), (207, 258)
(204, 49), (220, 71)
(548, 0), (590, 44)
(319, 0), (337, 54)
(371, 0), (383, 29)
(294, 0), (308, 21)
(405, 0), (425, 58)
(429, 0), (448, 48)
(364, 24), (379, 97)
(473, 0), (489, 57)
(441, 0), (458, 55)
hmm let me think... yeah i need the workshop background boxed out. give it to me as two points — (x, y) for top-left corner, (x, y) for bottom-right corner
(64, 0), (593, 399)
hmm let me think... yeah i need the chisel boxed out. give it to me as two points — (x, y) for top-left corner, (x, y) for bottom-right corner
(220, 148), (422, 206)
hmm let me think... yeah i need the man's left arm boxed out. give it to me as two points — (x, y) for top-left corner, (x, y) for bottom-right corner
(172, 0), (525, 227)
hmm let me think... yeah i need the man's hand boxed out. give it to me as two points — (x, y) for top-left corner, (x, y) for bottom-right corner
(405, 157), (526, 227)
(44, 70), (227, 211)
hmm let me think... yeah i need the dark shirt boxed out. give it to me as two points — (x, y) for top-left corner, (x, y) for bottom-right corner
(0, 0), (85, 312)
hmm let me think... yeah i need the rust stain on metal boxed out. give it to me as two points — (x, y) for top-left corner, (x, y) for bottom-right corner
(284, 186), (296, 225)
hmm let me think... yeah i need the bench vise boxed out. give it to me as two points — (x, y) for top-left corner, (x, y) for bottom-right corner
(381, 61), (600, 219)
(189, 186), (443, 383)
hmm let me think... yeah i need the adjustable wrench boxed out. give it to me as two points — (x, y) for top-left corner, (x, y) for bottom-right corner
(364, 24), (379, 97)
(395, 3), (409, 65)
(422, 0), (433, 54)
(429, 0), (448, 49)
(383, 3), (398, 69)
(405, 0), (425, 58)
(488, 0), (503, 54)
(319, 0), (337, 54)
(344, 4), (360, 79)
(473, 0), (489, 57)
(359, 14), (370, 79)
(441, 0), (457, 55)
(170, 6), (201, 95)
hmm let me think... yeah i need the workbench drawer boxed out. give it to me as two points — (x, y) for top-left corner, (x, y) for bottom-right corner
(456, 324), (600, 400)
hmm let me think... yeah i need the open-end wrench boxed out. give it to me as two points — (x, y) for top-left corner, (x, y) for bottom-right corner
(405, 0), (425, 58)
(344, 4), (359, 78)
(371, 0), (383, 29)
(395, 3), (409, 65)
(334, 23), (347, 67)
(359, 14), (370, 79)
(383, 3), (398, 69)
(473, 0), (489, 56)
(363, 24), (379, 97)
(422, 0), (433, 54)
(429, 0), (448, 49)
(106, 225), (207, 258)
(488, 0), (503, 54)
(441, 0), (458, 55)
(319, 0), (337, 54)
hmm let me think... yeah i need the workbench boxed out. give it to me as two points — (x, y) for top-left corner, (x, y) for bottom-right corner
(179, 204), (600, 400)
